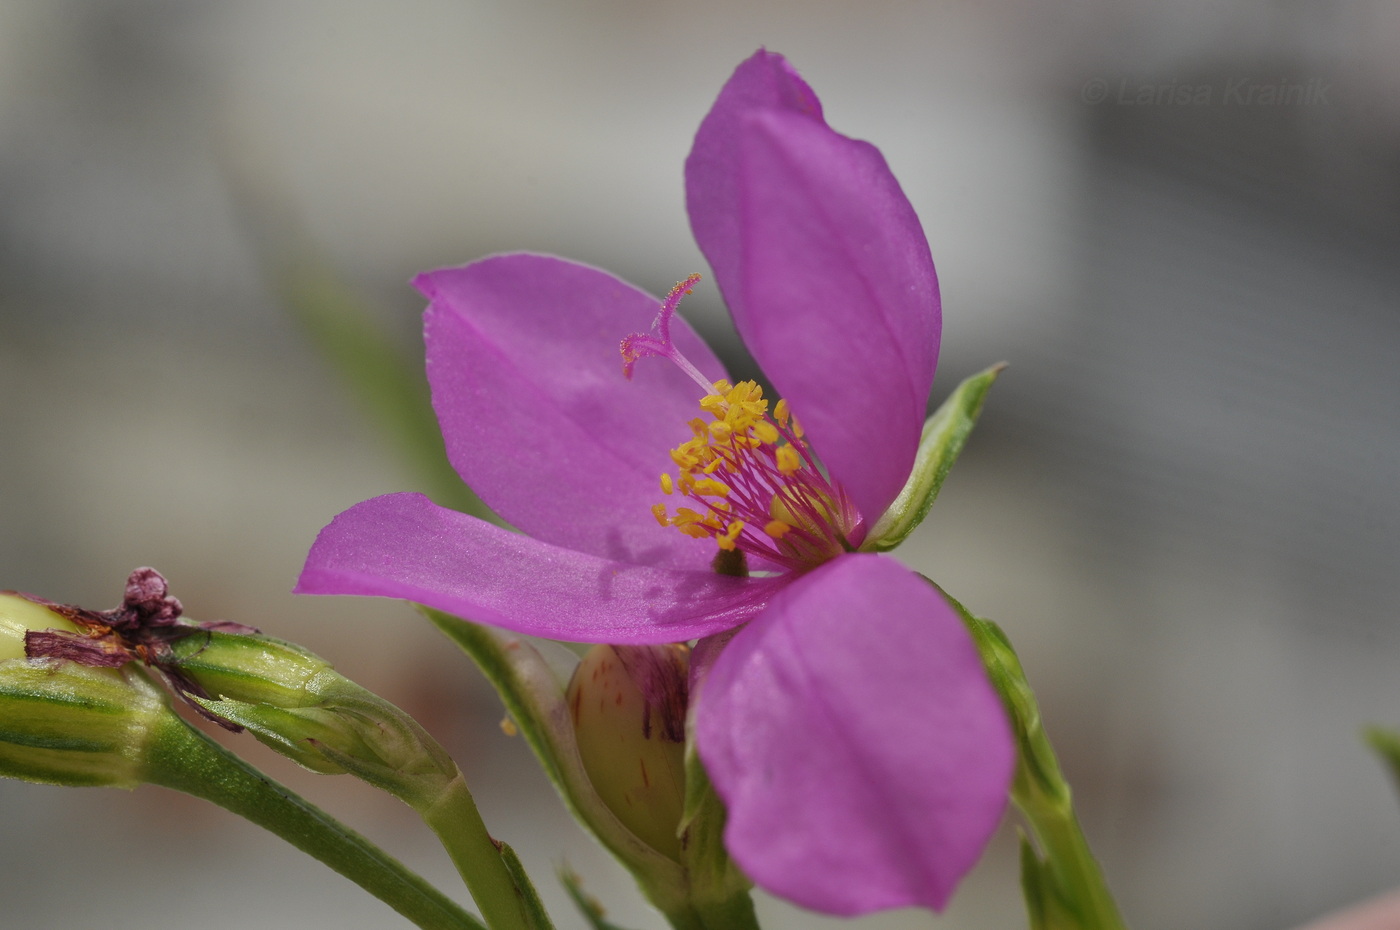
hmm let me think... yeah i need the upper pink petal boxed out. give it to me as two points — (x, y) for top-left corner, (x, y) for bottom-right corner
(416, 253), (727, 569)
(685, 51), (941, 526)
(695, 554), (1013, 915)
(297, 493), (781, 644)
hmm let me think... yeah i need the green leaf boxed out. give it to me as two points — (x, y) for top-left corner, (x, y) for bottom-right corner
(1020, 833), (1054, 930)
(863, 363), (1004, 552)
(1365, 726), (1400, 794)
(559, 868), (638, 930)
(281, 261), (491, 518)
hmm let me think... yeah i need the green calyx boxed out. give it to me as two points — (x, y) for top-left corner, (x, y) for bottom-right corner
(0, 659), (171, 788)
(164, 628), (336, 709)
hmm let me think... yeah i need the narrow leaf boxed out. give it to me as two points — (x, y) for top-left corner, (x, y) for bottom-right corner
(283, 261), (490, 517)
(558, 868), (637, 930)
(864, 363), (1004, 551)
(1365, 726), (1400, 795)
(497, 842), (556, 930)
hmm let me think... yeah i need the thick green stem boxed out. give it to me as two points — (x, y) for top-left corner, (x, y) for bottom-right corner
(657, 891), (761, 930)
(416, 773), (551, 930)
(143, 715), (484, 930)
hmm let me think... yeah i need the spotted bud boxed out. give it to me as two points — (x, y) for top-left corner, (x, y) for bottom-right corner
(566, 644), (689, 861)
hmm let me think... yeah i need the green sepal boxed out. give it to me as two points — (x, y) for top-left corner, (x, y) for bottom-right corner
(863, 363), (1003, 552)
(0, 661), (169, 788)
(191, 685), (456, 800)
(676, 739), (751, 908)
(1020, 832), (1080, 930)
(496, 842), (555, 930)
(165, 629), (334, 709)
(671, 741), (759, 930)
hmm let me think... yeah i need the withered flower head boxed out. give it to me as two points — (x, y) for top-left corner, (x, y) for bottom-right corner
(14, 567), (256, 731)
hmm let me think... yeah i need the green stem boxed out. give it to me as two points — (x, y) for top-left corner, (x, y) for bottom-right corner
(143, 715), (484, 930)
(935, 582), (1127, 930)
(416, 773), (552, 930)
(659, 892), (761, 930)
(1012, 760), (1125, 930)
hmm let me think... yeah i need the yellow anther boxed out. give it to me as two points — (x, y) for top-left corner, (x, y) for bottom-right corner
(655, 374), (840, 558)
(716, 520), (744, 551)
(776, 445), (802, 475)
(690, 478), (731, 497)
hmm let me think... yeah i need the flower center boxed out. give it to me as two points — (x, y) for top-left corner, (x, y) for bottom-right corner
(621, 277), (858, 572)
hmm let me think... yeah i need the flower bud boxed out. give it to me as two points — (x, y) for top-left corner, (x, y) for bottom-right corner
(169, 630), (455, 803)
(164, 628), (337, 710)
(0, 592), (172, 787)
(566, 644), (689, 861)
(0, 592), (79, 660)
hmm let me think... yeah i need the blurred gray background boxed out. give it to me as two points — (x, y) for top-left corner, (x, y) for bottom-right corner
(2, 1), (1398, 928)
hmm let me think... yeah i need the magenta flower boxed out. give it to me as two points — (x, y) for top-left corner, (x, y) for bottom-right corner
(298, 50), (1013, 915)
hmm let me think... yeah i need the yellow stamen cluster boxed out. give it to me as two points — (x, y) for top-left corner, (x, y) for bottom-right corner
(654, 379), (808, 552)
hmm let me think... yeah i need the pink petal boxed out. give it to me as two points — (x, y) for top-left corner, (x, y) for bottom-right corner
(695, 554), (1012, 915)
(686, 51), (941, 526)
(416, 254), (727, 569)
(296, 493), (781, 644)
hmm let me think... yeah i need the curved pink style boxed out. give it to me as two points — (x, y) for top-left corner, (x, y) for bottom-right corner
(298, 49), (1011, 917)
